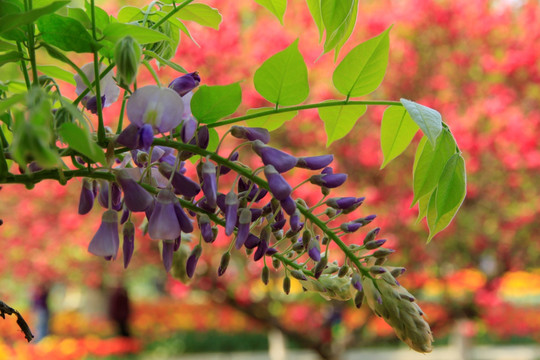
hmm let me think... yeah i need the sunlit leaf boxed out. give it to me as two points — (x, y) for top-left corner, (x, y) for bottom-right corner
(0, 1), (69, 35)
(412, 129), (456, 205)
(333, 26), (391, 97)
(37, 65), (76, 85)
(37, 14), (99, 53)
(435, 154), (466, 223)
(254, 0), (287, 25)
(306, 0), (323, 41)
(246, 108), (298, 132)
(253, 39), (309, 106)
(191, 83), (242, 124)
(176, 3), (222, 30)
(400, 98), (443, 147)
(380, 105), (419, 169)
(321, 0), (357, 55)
(103, 23), (171, 44)
(318, 102), (367, 146)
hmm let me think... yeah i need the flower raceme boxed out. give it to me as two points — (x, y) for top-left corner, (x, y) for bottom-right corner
(77, 71), (432, 353)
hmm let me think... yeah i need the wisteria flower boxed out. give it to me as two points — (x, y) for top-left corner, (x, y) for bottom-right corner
(126, 85), (184, 133)
(75, 63), (120, 114)
(88, 210), (119, 258)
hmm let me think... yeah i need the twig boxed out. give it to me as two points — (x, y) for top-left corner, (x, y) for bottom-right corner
(0, 300), (34, 342)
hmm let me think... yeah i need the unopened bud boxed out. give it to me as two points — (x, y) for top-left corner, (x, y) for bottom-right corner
(272, 258), (281, 269)
(218, 252), (230, 276)
(290, 269), (307, 281)
(338, 265), (349, 277)
(365, 238), (386, 250)
(369, 266), (387, 276)
(321, 236), (329, 245)
(363, 227), (381, 245)
(313, 256), (328, 279)
(261, 266), (269, 285)
(354, 290), (364, 308)
(114, 35), (140, 86)
(283, 276), (291, 294)
(373, 248), (395, 258)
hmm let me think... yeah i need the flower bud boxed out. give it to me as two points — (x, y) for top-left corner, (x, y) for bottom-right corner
(369, 266), (387, 276)
(290, 269), (307, 281)
(235, 208), (252, 249)
(296, 154), (333, 170)
(253, 140), (297, 173)
(309, 172), (347, 188)
(313, 256), (328, 279)
(225, 190), (239, 236)
(231, 126), (270, 144)
(283, 276), (291, 295)
(122, 221), (135, 269)
(254, 238), (269, 261)
(186, 244), (202, 278)
(338, 265), (349, 277)
(78, 178), (95, 215)
(261, 266), (270, 285)
(390, 267), (406, 278)
(272, 258), (280, 269)
(244, 233), (261, 249)
(354, 289), (364, 308)
(169, 72), (200, 97)
(198, 214), (214, 243)
(363, 227), (381, 245)
(373, 248), (395, 258)
(162, 240), (174, 272)
(218, 252), (230, 276)
(201, 160), (217, 208)
(264, 165), (292, 200)
(351, 273), (363, 291)
(365, 238), (387, 250)
(280, 196), (296, 216)
(114, 36), (141, 86)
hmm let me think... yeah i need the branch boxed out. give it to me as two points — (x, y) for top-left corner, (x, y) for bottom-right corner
(0, 300), (34, 342)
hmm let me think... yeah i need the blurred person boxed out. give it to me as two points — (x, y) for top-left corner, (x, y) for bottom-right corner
(32, 282), (51, 342)
(108, 282), (132, 337)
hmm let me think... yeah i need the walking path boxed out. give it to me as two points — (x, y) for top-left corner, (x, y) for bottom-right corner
(163, 345), (540, 360)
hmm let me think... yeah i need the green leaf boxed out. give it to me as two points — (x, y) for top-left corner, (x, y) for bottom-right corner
(416, 190), (432, 224)
(435, 154), (466, 223)
(306, 0), (323, 41)
(58, 122), (106, 164)
(117, 6), (142, 23)
(67, 7), (91, 29)
(245, 108), (298, 132)
(176, 3), (222, 30)
(103, 23), (171, 44)
(412, 129), (456, 205)
(40, 43), (92, 90)
(0, 0), (69, 35)
(37, 14), (99, 53)
(253, 39), (309, 106)
(0, 51), (22, 67)
(143, 50), (187, 73)
(333, 0), (358, 59)
(332, 26), (391, 98)
(0, 40), (18, 52)
(426, 184), (463, 242)
(380, 105), (419, 169)
(37, 65), (76, 85)
(206, 127), (220, 153)
(321, 0), (357, 55)
(400, 99), (443, 147)
(254, 0), (287, 25)
(318, 102), (367, 146)
(85, 2), (110, 31)
(0, 93), (25, 114)
(191, 83), (242, 124)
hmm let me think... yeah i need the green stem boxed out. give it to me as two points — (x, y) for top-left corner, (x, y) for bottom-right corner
(207, 100), (402, 129)
(16, 42), (31, 89)
(25, 0), (39, 86)
(142, 59), (161, 87)
(151, 0), (195, 30)
(116, 90), (128, 134)
(91, 0), (105, 144)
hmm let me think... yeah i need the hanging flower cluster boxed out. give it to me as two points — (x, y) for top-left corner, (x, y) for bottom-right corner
(75, 72), (433, 353)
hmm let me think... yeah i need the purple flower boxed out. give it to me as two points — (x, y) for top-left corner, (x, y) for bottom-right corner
(271, 218), (287, 231)
(158, 162), (201, 198)
(289, 210), (304, 233)
(120, 208), (130, 224)
(186, 245), (202, 278)
(116, 169), (153, 212)
(296, 155), (334, 170)
(250, 208), (263, 222)
(201, 161), (217, 208)
(340, 222), (364, 233)
(172, 203), (192, 233)
(225, 191), (239, 236)
(98, 181), (122, 211)
(122, 221), (135, 268)
(353, 214), (377, 226)
(264, 165), (292, 200)
(309, 172), (348, 188)
(78, 178), (94, 215)
(180, 116), (198, 143)
(219, 151), (239, 175)
(231, 126), (270, 143)
(139, 124), (154, 151)
(84, 95), (106, 114)
(351, 273), (363, 291)
(148, 189), (181, 240)
(126, 85), (184, 133)
(235, 208), (251, 249)
(266, 247), (278, 256)
(162, 240), (174, 272)
(197, 126), (209, 149)
(252, 140), (297, 173)
(116, 124), (140, 149)
(308, 239), (321, 262)
(244, 233), (261, 249)
(169, 72), (200, 97)
(75, 63), (119, 112)
(88, 210), (119, 258)
(365, 238), (386, 250)
(173, 236), (181, 251)
(280, 196), (296, 216)
(253, 238), (268, 261)
(198, 214), (214, 243)
(326, 197), (365, 210)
